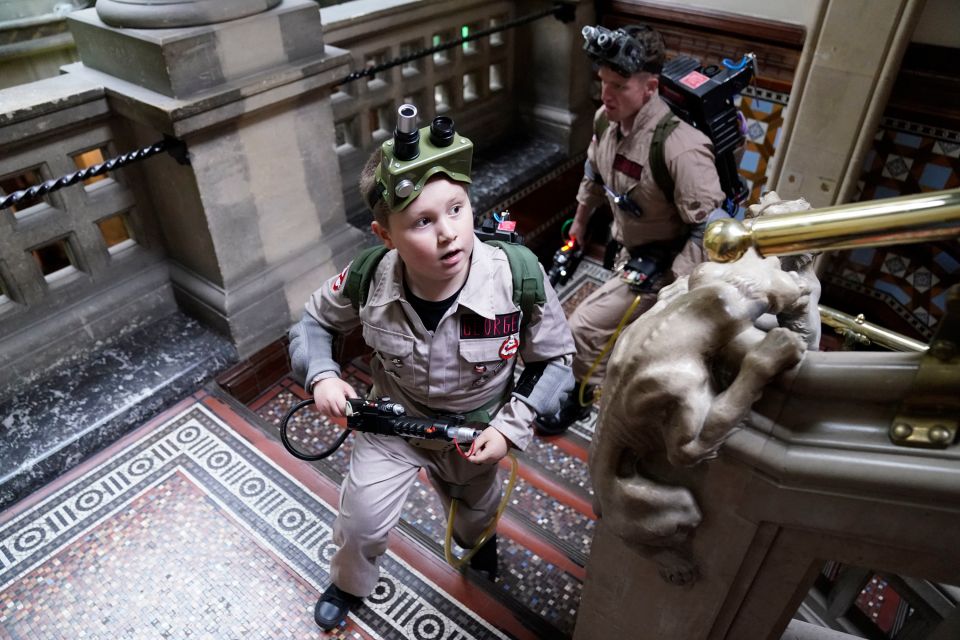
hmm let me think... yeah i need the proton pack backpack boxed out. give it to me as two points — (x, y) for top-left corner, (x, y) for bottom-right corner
(343, 240), (546, 323)
(594, 53), (756, 212)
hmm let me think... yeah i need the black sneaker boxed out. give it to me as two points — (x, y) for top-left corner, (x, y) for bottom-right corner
(314, 584), (363, 631)
(468, 535), (498, 581)
(535, 392), (593, 435)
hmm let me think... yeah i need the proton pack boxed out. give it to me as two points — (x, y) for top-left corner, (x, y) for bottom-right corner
(474, 210), (523, 245)
(657, 52), (757, 210)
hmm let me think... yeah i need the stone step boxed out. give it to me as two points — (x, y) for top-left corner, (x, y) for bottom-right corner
(0, 311), (236, 511)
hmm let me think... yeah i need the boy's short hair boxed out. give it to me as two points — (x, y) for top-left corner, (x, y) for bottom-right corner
(359, 148), (392, 227)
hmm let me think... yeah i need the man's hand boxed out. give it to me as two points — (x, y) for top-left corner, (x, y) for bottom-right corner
(568, 203), (594, 246)
(568, 219), (586, 246)
(468, 426), (510, 464)
(312, 377), (358, 418)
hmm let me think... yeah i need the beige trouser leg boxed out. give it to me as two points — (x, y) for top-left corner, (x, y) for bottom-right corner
(330, 431), (501, 597)
(569, 275), (656, 386)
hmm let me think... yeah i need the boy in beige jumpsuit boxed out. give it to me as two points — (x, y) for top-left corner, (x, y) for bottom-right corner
(536, 24), (726, 434)
(289, 122), (575, 630)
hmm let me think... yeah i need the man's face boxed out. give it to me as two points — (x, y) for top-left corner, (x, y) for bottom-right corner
(371, 178), (475, 297)
(599, 65), (659, 123)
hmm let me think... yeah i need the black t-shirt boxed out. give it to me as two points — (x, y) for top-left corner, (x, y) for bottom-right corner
(404, 282), (463, 332)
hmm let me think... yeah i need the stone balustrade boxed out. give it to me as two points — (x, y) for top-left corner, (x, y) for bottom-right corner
(575, 347), (960, 639)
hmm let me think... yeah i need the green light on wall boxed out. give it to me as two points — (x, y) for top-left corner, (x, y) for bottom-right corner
(462, 25), (470, 52)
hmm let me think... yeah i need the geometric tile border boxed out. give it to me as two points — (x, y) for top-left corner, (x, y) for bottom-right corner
(737, 85), (791, 205)
(0, 403), (508, 640)
(827, 117), (960, 339)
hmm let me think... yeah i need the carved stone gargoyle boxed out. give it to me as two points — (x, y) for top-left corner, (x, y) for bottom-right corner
(589, 234), (816, 586)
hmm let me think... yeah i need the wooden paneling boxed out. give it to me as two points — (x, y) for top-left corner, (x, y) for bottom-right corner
(601, 0), (806, 92)
(888, 43), (960, 130)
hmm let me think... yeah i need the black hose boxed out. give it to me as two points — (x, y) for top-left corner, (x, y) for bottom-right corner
(279, 398), (352, 461)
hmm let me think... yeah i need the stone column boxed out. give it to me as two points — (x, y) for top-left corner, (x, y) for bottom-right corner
(64, 0), (365, 357)
(768, 0), (927, 207)
(515, 0), (595, 154)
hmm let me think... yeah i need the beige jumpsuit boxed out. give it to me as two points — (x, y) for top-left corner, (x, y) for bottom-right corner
(571, 96), (725, 384)
(292, 240), (575, 596)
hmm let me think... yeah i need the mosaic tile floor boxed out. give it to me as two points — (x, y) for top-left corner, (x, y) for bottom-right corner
(1, 395), (545, 640)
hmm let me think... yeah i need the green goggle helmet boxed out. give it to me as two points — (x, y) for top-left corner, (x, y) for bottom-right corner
(374, 104), (474, 211)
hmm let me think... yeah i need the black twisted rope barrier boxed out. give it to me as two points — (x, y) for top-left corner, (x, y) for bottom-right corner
(1, 136), (188, 211)
(336, 2), (574, 85)
(0, 3), (574, 211)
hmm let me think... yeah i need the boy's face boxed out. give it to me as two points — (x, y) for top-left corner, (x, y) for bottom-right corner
(371, 178), (475, 297)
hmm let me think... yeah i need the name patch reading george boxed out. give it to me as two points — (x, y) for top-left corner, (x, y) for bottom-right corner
(460, 312), (521, 339)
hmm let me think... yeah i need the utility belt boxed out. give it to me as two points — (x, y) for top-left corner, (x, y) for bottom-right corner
(614, 237), (686, 294)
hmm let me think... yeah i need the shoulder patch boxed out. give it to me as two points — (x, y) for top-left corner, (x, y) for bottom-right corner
(331, 266), (348, 293)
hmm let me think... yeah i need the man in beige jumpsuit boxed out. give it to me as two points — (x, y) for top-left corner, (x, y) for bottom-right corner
(536, 24), (726, 434)
(289, 137), (575, 630)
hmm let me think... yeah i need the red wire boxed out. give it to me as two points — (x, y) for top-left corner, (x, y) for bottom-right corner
(454, 438), (476, 460)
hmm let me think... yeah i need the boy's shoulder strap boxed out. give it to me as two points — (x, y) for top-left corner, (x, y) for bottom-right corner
(344, 245), (389, 310)
(649, 111), (681, 204)
(484, 240), (546, 322)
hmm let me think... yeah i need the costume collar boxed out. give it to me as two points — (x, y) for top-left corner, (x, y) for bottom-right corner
(616, 94), (670, 137)
(362, 238), (498, 319)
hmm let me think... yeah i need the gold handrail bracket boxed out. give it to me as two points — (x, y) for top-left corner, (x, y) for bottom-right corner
(705, 188), (960, 263)
(819, 305), (928, 353)
(891, 286), (960, 448)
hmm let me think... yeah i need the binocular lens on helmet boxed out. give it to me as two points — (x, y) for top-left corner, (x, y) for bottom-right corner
(430, 116), (455, 147)
(394, 104), (420, 160)
(597, 33), (612, 48)
(397, 104), (418, 133)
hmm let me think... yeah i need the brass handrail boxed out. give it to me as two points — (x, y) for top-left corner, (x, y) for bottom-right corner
(819, 305), (928, 352)
(704, 188), (960, 263)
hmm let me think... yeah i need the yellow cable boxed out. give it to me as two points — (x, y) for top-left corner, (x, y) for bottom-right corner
(444, 451), (519, 570)
(578, 294), (643, 407)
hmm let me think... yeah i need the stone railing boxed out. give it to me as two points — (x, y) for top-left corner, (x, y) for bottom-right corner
(0, 0), (594, 393)
(0, 0), (371, 394)
(0, 0), (93, 90)
(574, 290), (960, 640)
(0, 75), (176, 391)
